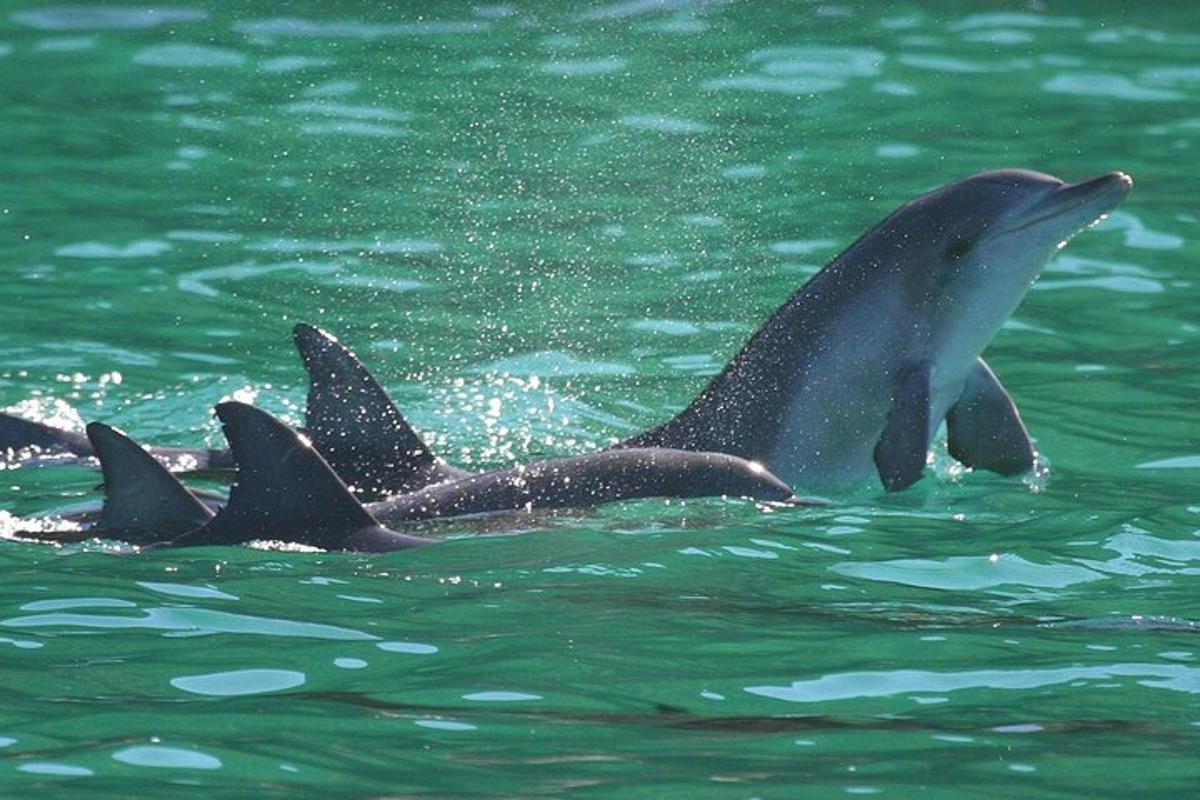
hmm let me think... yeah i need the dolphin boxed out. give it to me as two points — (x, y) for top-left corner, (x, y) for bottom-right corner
(0, 323), (457, 498)
(1, 169), (1132, 493)
(164, 402), (801, 551)
(291, 321), (471, 500)
(0, 410), (234, 473)
(20, 403), (803, 549)
(8, 422), (228, 545)
(624, 168), (1132, 490)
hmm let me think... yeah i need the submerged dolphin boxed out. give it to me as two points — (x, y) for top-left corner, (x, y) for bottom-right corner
(0, 169), (1132, 493)
(22, 404), (801, 549)
(0, 411), (233, 473)
(167, 403), (800, 551)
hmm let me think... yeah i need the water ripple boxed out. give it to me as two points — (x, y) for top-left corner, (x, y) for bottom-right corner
(56, 240), (171, 259)
(300, 121), (408, 138)
(1097, 211), (1184, 250)
(178, 260), (340, 297)
(377, 641), (438, 654)
(463, 691), (542, 701)
(478, 350), (635, 377)
(172, 668), (306, 696)
(832, 555), (1105, 590)
(2, 607), (377, 640)
(576, 0), (729, 22)
(249, 237), (440, 255)
(134, 43), (246, 68)
(113, 745), (222, 769)
(619, 114), (710, 134)
(21, 598), (137, 611)
(12, 7), (207, 31)
(748, 663), (1200, 703)
(233, 17), (490, 39)
(899, 54), (1014, 74)
(1036, 276), (1164, 294)
(18, 762), (93, 777)
(947, 13), (1083, 31)
(706, 45), (882, 95)
(284, 101), (410, 122)
(137, 581), (239, 601)
(1043, 72), (1184, 102)
(541, 57), (626, 77)
(1138, 455), (1200, 470)
(415, 719), (477, 731)
(258, 55), (335, 73)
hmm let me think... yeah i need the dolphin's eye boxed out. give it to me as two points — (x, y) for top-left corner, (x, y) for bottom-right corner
(944, 234), (976, 262)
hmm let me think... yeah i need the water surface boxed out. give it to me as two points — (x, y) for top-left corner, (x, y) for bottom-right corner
(1, 2), (1198, 796)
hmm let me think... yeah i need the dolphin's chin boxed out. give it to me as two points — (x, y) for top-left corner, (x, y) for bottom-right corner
(1002, 171), (1133, 240)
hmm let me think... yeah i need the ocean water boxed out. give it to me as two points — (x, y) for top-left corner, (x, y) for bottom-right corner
(1, 2), (1198, 796)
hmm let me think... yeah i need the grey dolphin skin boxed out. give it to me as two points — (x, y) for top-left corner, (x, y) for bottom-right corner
(16, 423), (227, 545)
(1, 169), (1132, 494)
(164, 402), (800, 552)
(24, 404), (802, 549)
(0, 411), (234, 473)
(292, 322), (472, 500)
(625, 169), (1132, 491)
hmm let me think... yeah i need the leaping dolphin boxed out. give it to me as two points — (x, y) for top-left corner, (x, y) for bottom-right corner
(625, 169), (1132, 490)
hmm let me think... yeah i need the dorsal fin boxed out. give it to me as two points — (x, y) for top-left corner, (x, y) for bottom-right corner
(293, 323), (462, 500)
(87, 422), (213, 542)
(171, 402), (381, 549)
(1, 412), (94, 457)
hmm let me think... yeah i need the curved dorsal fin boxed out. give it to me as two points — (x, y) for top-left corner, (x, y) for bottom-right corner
(293, 323), (462, 500)
(87, 422), (213, 542)
(172, 402), (381, 549)
(2, 412), (94, 457)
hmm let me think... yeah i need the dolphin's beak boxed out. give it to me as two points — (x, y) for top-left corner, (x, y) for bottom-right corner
(1007, 171), (1133, 234)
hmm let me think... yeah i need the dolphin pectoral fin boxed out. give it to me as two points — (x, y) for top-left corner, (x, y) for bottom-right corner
(873, 362), (933, 492)
(87, 422), (214, 543)
(293, 323), (469, 501)
(169, 402), (431, 552)
(946, 358), (1035, 476)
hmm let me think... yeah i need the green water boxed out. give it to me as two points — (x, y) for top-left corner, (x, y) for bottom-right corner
(1, 1), (1198, 796)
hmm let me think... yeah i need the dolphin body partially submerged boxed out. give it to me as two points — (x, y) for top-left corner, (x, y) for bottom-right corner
(1, 169), (1132, 497)
(54, 403), (799, 551)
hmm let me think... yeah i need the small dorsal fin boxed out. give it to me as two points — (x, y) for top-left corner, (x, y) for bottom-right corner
(86, 422), (214, 542)
(2, 412), (94, 457)
(171, 402), (381, 549)
(293, 323), (461, 500)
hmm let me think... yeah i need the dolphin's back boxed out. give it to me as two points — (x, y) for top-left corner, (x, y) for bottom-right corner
(623, 249), (874, 463)
(370, 448), (798, 525)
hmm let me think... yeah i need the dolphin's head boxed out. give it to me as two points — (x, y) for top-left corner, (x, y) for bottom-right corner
(879, 168), (1132, 365)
